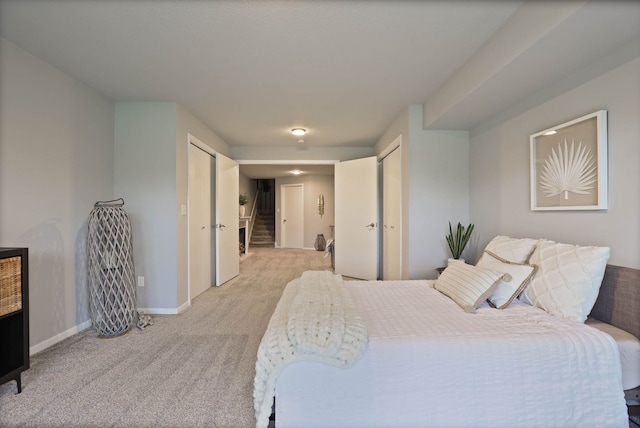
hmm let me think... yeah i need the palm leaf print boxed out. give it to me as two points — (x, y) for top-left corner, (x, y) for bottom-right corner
(539, 138), (597, 200)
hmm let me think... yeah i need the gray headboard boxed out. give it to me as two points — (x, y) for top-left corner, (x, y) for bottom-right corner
(589, 264), (640, 339)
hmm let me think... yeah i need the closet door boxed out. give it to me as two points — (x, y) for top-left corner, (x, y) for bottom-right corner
(382, 147), (402, 280)
(188, 143), (213, 299)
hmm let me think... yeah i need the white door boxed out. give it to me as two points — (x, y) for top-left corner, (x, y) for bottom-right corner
(215, 153), (239, 285)
(383, 147), (402, 280)
(188, 143), (213, 299)
(281, 184), (304, 248)
(334, 156), (378, 280)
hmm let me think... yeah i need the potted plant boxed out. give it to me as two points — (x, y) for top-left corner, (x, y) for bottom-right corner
(445, 221), (474, 263)
(239, 193), (248, 217)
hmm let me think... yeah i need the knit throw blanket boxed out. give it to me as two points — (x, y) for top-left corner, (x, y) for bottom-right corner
(253, 270), (368, 428)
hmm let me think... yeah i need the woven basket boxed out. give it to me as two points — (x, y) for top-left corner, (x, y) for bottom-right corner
(87, 199), (136, 338)
(0, 256), (22, 316)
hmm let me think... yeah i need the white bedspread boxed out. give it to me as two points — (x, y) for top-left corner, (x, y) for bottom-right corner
(275, 280), (628, 428)
(253, 271), (367, 428)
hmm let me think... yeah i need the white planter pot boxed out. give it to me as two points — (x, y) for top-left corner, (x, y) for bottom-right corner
(239, 205), (246, 217)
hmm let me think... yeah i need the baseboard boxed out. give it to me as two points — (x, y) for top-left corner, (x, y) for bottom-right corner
(30, 319), (92, 356)
(29, 301), (191, 355)
(138, 301), (190, 315)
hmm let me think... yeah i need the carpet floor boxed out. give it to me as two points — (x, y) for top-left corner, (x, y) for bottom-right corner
(0, 247), (332, 428)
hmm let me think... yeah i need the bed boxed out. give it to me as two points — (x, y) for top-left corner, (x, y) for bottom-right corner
(254, 237), (639, 428)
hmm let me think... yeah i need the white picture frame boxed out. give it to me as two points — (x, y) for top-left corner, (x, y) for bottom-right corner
(530, 110), (607, 211)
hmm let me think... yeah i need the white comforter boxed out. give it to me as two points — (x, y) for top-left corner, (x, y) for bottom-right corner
(275, 280), (628, 428)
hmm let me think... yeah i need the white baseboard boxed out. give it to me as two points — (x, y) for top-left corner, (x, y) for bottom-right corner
(30, 319), (92, 356)
(29, 302), (191, 356)
(137, 301), (190, 315)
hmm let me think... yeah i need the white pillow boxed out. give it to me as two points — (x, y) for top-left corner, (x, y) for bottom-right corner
(479, 235), (539, 264)
(520, 239), (610, 322)
(435, 262), (504, 313)
(476, 251), (538, 309)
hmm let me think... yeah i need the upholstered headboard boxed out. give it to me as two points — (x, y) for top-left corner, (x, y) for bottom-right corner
(589, 264), (640, 339)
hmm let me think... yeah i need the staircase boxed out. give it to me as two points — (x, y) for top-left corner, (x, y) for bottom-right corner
(250, 210), (275, 248)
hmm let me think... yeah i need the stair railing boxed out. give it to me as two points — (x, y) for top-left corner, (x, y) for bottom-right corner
(247, 188), (260, 249)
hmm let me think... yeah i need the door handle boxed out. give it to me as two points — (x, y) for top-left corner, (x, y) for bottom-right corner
(365, 222), (376, 228)
(217, 223), (226, 229)
(283, 219), (287, 223)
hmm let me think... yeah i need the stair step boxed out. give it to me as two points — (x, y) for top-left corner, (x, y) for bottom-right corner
(250, 210), (275, 248)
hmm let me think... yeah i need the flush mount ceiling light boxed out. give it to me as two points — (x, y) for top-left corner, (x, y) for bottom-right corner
(291, 128), (306, 136)
(290, 169), (302, 175)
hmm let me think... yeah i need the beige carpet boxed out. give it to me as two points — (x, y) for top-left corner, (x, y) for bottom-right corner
(0, 248), (332, 428)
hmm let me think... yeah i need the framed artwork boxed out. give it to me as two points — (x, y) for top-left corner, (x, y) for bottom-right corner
(530, 110), (607, 211)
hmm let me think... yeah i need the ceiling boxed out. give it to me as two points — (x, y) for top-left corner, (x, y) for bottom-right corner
(1, 1), (639, 178)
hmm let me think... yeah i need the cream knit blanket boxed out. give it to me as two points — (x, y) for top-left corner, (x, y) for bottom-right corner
(253, 270), (368, 428)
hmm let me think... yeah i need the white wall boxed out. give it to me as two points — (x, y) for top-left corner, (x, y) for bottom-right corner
(231, 145), (373, 162)
(407, 106), (470, 279)
(275, 175), (335, 249)
(0, 38), (114, 352)
(115, 102), (231, 312)
(470, 56), (640, 269)
(114, 103), (178, 310)
(376, 105), (470, 279)
(239, 173), (257, 216)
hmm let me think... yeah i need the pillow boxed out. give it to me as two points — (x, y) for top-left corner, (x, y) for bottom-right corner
(479, 235), (539, 264)
(520, 239), (610, 322)
(434, 262), (504, 313)
(476, 251), (538, 309)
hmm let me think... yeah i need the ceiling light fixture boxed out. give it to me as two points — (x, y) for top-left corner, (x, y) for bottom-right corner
(291, 128), (306, 136)
(291, 169), (302, 175)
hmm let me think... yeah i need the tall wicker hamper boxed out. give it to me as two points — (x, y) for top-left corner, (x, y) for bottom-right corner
(87, 199), (136, 338)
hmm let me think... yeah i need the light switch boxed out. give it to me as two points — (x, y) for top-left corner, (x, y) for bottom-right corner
(181, 205), (187, 215)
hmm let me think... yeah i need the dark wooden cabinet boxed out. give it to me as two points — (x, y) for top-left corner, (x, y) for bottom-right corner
(0, 247), (29, 393)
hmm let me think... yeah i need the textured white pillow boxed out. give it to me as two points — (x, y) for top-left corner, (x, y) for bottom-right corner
(435, 262), (504, 313)
(479, 235), (539, 264)
(520, 239), (610, 322)
(476, 251), (538, 309)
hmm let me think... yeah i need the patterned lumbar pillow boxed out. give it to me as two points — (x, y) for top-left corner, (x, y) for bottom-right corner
(435, 261), (504, 313)
(520, 239), (610, 322)
(476, 251), (538, 309)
